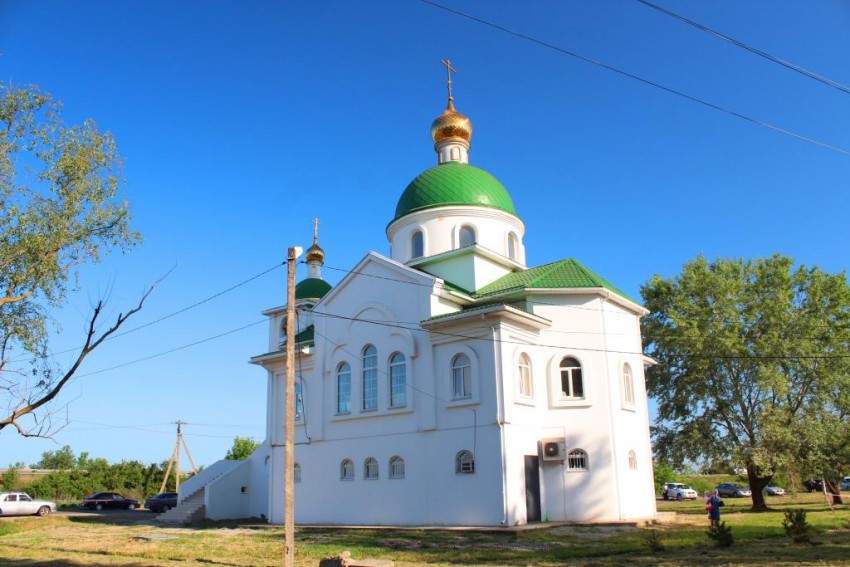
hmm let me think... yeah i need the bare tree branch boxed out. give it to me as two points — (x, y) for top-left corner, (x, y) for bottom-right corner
(0, 281), (157, 436)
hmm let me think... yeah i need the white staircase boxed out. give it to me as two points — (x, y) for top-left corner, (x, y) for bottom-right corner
(156, 490), (205, 524)
(155, 459), (242, 525)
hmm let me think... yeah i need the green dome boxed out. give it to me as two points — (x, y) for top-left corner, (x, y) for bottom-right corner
(393, 162), (517, 222)
(295, 278), (332, 301)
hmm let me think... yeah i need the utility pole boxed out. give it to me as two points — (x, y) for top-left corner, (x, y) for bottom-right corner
(284, 246), (301, 567)
(160, 420), (198, 495)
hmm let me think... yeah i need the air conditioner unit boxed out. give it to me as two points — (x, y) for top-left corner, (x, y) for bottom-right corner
(540, 438), (566, 462)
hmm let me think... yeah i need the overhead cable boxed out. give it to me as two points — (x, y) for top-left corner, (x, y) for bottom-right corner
(636, 0), (850, 96)
(418, 0), (850, 157)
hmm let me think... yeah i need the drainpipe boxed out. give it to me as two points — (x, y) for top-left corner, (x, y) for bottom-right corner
(489, 318), (510, 526)
(600, 293), (623, 520)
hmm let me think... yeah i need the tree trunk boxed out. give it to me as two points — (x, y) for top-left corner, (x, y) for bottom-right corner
(825, 479), (844, 505)
(746, 463), (771, 511)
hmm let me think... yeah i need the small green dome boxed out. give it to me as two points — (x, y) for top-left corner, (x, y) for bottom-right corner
(393, 162), (517, 222)
(295, 278), (332, 301)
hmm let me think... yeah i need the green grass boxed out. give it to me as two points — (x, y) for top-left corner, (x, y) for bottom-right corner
(0, 494), (848, 566)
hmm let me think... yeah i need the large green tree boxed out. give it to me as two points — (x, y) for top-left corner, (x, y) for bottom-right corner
(31, 445), (76, 469)
(1, 82), (150, 437)
(642, 254), (850, 510)
(225, 436), (260, 460)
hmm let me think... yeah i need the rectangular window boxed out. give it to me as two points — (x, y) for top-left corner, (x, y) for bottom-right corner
(294, 382), (303, 421)
(390, 357), (406, 408)
(362, 348), (378, 411)
(337, 366), (351, 414)
(453, 366), (471, 398)
(571, 368), (584, 398)
(363, 369), (377, 410)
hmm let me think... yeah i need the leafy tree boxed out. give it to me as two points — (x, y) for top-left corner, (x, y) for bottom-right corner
(653, 460), (677, 494)
(0, 82), (153, 437)
(642, 254), (850, 511)
(0, 465), (18, 490)
(225, 436), (260, 460)
(31, 445), (76, 469)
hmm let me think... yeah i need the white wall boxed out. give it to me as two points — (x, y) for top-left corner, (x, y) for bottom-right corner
(205, 459), (252, 520)
(387, 206), (525, 266)
(215, 253), (655, 526)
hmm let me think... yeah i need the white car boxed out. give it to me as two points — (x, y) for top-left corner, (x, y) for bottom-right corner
(664, 483), (698, 500)
(765, 485), (786, 496)
(0, 492), (56, 516)
(841, 477), (850, 491)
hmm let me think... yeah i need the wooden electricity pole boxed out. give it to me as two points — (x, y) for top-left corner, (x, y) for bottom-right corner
(284, 246), (299, 567)
(159, 420), (198, 494)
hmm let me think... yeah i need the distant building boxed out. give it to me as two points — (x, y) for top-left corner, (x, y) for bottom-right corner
(186, 70), (656, 526)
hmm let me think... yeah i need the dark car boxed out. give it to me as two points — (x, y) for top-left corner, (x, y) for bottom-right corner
(715, 483), (752, 497)
(82, 492), (140, 511)
(803, 478), (824, 492)
(145, 492), (178, 513)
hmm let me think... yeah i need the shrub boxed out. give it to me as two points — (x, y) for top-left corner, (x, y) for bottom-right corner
(783, 509), (814, 543)
(644, 529), (664, 552)
(706, 521), (734, 547)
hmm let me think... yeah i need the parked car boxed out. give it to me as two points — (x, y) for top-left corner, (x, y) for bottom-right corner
(803, 478), (824, 493)
(765, 485), (786, 496)
(840, 477), (850, 491)
(661, 482), (679, 500)
(145, 492), (178, 513)
(668, 484), (698, 501)
(661, 482), (697, 500)
(715, 483), (752, 497)
(82, 492), (140, 511)
(0, 492), (56, 516)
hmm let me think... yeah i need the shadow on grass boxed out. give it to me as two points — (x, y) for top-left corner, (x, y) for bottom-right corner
(0, 559), (160, 567)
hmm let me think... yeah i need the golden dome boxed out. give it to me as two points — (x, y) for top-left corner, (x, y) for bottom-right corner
(306, 241), (324, 263)
(430, 100), (473, 143)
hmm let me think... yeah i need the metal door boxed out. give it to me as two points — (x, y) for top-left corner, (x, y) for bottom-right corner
(524, 455), (542, 523)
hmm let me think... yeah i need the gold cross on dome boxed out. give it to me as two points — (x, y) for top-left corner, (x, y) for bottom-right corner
(312, 217), (320, 243)
(441, 59), (456, 109)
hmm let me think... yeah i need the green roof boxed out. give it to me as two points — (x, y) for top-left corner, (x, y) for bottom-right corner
(393, 162), (517, 222)
(295, 278), (332, 300)
(294, 325), (314, 345)
(474, 258), (637, 303)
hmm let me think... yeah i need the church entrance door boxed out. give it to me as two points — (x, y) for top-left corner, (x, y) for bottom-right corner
(524, 455), (541, 523)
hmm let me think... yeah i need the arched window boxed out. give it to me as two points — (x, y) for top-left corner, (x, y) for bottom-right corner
(508, 233), (518, 260)
(294, 381), (304, 421)
(623, 363), (635, 406)
(411, 230), (424, 258)
(294, 462), (302, 483)
(568, 449), (589, 471)
(628, 450), (637, 471)
(452, 353), (472, 399)
(518, 353), (533, 398)
(337, 362), (351, 414)
(362, 345), (378, 411)
(559, 357), (584, 400)
(455, 450), (475, 474)
(459, 225), (475, 248)
(389, 456), (405, 479)
(450, 146), (460, 161)
(389, 352), (407, 408)
(340, 459), (354, 480)
(364, 457), (379, 480)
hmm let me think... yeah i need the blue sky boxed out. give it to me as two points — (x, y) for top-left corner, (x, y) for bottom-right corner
(2, 1), (848, 469)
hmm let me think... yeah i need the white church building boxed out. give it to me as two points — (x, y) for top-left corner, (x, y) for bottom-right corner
(174, 74), (657, 527)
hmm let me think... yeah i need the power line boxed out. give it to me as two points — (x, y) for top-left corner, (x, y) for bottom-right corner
(417, 0), (850, 157)
(322, 262), (848, 334)
(45, 261), (284, 359)
(311, 309), (850, 361)
(74, 319), (266, 378)
(321, 262), (642, 319)
(635, 0), (850, 96)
